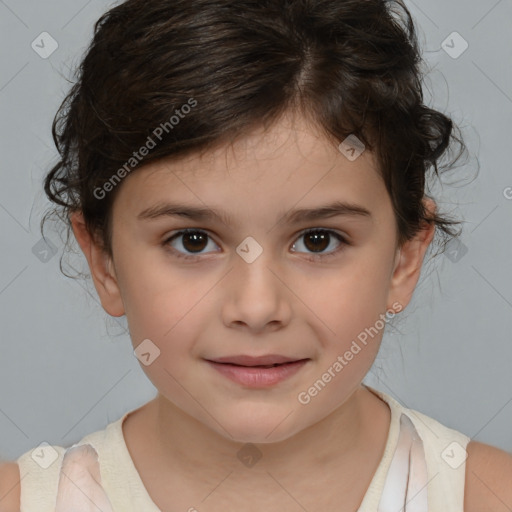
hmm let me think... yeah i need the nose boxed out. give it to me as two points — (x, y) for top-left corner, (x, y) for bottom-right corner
(221, 248), (292, 333)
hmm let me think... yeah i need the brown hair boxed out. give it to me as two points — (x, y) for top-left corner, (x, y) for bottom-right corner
(41, 0), (466, 274)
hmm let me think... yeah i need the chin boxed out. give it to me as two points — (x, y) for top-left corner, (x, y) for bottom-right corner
(216, 407), (303, 445)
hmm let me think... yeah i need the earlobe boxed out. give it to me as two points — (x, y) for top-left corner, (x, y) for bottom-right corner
(70, 211), (125, 317)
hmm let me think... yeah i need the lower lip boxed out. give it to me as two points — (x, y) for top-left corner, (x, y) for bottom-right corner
(206, 359), (309, 387)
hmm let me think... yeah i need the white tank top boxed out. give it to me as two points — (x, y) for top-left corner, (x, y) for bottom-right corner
(16, 385), (470, 511)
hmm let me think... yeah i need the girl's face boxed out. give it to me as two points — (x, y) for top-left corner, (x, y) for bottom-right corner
(75, 113), (433, 443)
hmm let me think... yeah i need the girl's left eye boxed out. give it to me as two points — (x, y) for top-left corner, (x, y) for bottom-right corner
(162, 228), (349, 261)
(290, 229), (348, 261)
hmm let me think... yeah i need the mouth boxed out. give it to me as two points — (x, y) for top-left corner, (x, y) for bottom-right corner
(204, 356), (310, 387)
(210, 362), (302, 369)
(207, 354), (308, 366)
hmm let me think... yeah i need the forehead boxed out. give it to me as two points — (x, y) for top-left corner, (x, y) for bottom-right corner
(112, 114), (389, 224)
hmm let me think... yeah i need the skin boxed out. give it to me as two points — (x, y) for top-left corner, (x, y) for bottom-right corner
(71, 112), (435, 510)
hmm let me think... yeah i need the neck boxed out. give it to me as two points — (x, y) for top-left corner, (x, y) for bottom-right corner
(148, 384), (384, 480)
(123, 384), (391, 510)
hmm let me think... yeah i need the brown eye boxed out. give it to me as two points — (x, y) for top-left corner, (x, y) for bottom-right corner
(291, 229), (348, 260)
(164, 229), (219, 260)
(181, 231), (208, 253)
(303, 230), (330, 252)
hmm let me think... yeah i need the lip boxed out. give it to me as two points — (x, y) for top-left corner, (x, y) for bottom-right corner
(205, 358), (310, 388)
(209, 354), (303, 366)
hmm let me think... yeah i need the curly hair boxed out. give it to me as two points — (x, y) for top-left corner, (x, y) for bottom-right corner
(41, 0), (466, 272)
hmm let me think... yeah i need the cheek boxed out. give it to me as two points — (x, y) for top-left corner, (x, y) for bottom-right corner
(298, 256), (393, 390)
(308, 260), (392, 335)
(117, 245), (199, 327)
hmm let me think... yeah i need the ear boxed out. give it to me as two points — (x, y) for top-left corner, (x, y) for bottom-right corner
(70, 211), (125, 317)
(387, 198), (436, 310)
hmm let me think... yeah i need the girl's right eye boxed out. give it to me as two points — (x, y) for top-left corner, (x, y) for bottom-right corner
(163, 229), (219, 261)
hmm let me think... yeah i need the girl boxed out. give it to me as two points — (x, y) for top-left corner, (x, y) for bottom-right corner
(1, 0), (511, 510)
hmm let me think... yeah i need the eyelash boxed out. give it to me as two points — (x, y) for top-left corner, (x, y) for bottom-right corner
(162, 228), (349, 262)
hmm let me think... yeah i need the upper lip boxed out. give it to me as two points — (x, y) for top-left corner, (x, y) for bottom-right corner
(207, 355), (307, 366)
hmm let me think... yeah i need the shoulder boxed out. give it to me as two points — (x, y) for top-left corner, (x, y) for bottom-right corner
(0, 462), (20, 512)
(464, 440), (512, 512)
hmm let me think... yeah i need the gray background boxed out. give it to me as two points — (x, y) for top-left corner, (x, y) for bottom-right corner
(0, 0), (511, 463)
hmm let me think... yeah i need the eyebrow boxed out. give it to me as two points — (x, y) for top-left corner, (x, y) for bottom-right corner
(137, 200), (372, 225)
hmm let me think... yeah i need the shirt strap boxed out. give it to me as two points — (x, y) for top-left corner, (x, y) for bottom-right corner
(378, 413), (429, 511)
(55, 443), (114, 512)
